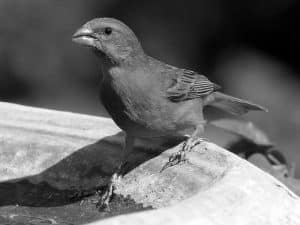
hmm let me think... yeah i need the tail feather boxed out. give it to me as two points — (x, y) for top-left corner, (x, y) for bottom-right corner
(204, 91), (267, 116)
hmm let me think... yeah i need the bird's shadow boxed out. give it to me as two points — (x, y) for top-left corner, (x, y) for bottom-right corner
(0, 131), (181, 208)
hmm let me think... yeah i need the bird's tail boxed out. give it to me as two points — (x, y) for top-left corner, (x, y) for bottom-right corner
(204, 91), (267, 116)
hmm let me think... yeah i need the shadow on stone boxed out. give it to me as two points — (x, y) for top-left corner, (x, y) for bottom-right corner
(0, 131), (182, 224)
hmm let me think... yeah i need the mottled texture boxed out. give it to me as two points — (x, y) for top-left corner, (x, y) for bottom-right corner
(0, 102), (299, 225)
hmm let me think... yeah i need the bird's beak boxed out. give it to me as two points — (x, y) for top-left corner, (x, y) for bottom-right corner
(72, 27), (97, 47)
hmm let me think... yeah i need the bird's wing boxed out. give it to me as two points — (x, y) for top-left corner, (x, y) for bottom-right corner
(166, 69), (220, 102)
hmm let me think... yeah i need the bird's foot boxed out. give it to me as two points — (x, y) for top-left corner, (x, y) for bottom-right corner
(160, 149), (187, 172)
(161, 137), (207, 172)
(94, 173), (121, 212)
(183, 137), (207, 152)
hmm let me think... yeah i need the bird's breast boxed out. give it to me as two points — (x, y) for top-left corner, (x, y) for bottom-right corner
(99, 68), (203, 138)
(99, 73), (176, 136)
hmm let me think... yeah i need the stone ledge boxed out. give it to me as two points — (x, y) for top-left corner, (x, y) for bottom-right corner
(0, 101), (299, 225)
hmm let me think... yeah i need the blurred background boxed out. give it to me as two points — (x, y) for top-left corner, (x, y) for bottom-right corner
(0, 0), (299, 175)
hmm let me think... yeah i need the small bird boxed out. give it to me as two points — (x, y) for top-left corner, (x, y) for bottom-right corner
(72, 18), (266, 209)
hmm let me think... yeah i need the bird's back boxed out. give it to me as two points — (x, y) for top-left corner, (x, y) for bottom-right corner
(99, 58), (205, 138)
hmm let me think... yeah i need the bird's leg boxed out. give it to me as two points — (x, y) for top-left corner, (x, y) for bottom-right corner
(161, 125), (207, 172)
(96, 134), (135, 211)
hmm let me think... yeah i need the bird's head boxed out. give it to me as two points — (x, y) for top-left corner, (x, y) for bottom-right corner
(72, 18), (144, 63)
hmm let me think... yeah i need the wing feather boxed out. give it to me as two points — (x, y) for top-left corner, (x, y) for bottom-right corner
(166, 69), (220, 102)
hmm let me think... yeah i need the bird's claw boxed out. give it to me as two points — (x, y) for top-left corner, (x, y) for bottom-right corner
(160, 150), (187, 172)
(183, 137), (207, 152)
(94, 185), (114, 212)
(161, 137), (207, 172)
(94, 173), (120, 212)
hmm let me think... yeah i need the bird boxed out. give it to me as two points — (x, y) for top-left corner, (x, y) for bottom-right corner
(72, 17), (267, 209)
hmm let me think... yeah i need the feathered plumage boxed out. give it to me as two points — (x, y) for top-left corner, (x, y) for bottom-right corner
(72, 17), (267, 209)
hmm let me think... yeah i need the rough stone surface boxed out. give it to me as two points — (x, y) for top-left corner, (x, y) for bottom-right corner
(0, 102), (299, 225)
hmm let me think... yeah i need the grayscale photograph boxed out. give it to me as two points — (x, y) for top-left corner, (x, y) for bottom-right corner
(0, 1), (299, 224)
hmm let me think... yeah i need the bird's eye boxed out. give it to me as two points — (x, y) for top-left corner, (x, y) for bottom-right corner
(104, 27), (112, 35)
